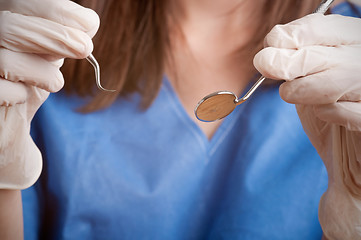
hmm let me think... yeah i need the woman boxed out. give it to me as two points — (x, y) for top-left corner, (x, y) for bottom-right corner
(0, 0), (361, 239)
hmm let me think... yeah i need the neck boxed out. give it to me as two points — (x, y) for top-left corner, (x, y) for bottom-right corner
(170, 0), (261, 59)
(167, 0), (262, 89)
(166, 0), (262, 138)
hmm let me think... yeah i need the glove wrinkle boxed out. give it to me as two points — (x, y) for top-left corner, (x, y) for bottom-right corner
(315, 102), (361, 132)
(0, 49), (64, 92)
(0, 11), (93, 59)
(0, 79), (27, 106)
(0, 0), (99, 189)
(265, 14), (361, 48)
(0, 0), (100, 37)
(341, 128), (361, 199)
(317, 125), (361, 240)
(0, 104), (42, 189)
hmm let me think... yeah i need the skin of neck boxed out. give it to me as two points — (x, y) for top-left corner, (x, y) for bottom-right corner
(166, 0), (263, 138)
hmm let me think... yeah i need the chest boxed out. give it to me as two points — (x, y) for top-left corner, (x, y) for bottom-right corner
(30, 81), (328, 239)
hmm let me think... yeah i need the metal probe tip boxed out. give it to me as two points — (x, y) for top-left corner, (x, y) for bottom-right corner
(86, 54), (116, 92)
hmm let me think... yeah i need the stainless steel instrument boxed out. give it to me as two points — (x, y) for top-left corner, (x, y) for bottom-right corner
(194, 0), (334, 122)
(86, 54), (115, 92)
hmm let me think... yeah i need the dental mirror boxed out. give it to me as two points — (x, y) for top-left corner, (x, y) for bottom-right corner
(194, 0), (334, 122)
(195, 76), (266, 122)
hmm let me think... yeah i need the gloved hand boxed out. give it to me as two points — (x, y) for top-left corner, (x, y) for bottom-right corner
(0, 0), (99, 189)
(253, 13), (361, 240)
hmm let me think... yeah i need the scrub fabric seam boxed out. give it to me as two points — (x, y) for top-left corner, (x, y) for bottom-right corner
(162, 78), (208, 153)
(208, 107), (244, 156)
(162, 77), (250, 158)
(208, 74), (260, 155)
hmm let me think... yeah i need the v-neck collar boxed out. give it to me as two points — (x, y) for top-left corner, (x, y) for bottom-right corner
(161, 76), (253, 157)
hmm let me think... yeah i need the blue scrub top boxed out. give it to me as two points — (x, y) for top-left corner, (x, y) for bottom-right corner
(22, 3), (358, 240)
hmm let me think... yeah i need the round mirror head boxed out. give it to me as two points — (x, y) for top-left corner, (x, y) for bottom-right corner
(194, 91), (237, 122)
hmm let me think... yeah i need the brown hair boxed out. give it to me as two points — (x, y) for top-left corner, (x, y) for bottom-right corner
(62, 0), (320, 112)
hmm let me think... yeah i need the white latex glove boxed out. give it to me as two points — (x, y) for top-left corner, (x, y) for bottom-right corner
(0, 0), (99, 189)
(254, 13), (361, 240)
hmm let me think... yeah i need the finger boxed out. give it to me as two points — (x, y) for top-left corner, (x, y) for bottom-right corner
(264, 14), (361, 49)
(254, 46), (329, 80)
(0, 79), (27, 106)
(0, 48), (64, 92)
(0, 0), (99, 38)
(254, 45), (361, 81)
(38, 54), (65, 63)
(25, 86), (49, 120)
(0, 11), (93, 59)
(314, 102), (361, 132)
(279, 67), (361, 105)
